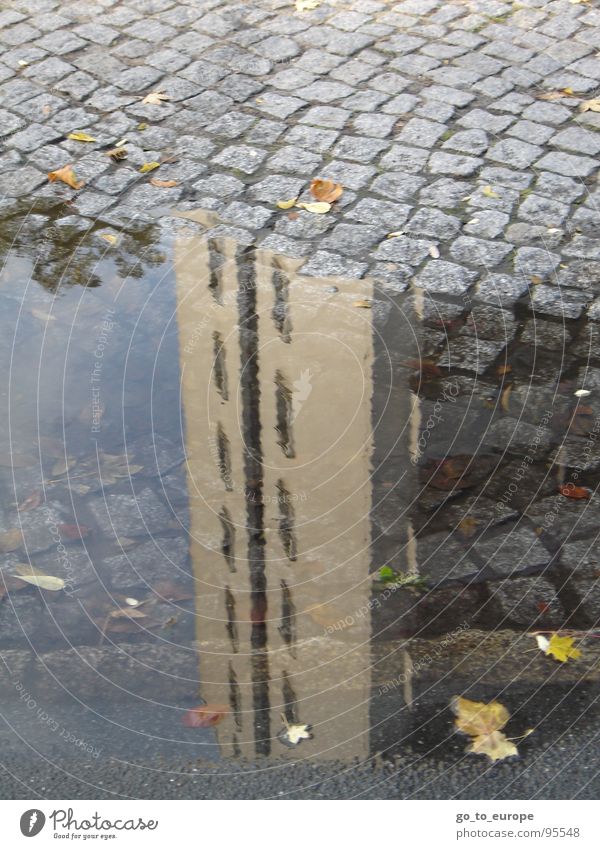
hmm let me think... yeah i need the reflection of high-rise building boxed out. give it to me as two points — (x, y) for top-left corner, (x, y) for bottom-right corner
(175, 229), (378, 761)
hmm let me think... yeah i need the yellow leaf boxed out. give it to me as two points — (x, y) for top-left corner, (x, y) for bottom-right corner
(452, 696), (518, 762)
(579, 98), (600, 113)
(276, 198), (298, 209)
(538, 88), (575, 101)
(47, 164), (84, 190)
(141, 90), (170, 105)
(139, 161), (160, 174)
(482, 185), (499, 198)
(137, 123), (148, 130)
(295, 0), (321, 10)
(386, 231), (404, 238)
(13, 564), (65, 591)
(67, 131), (96, 142)
(500, 384), (512, 413)
(536, 633), (581, 663)
(100, 234), (118, 245)
(353, 299), (372, 309)
(296, 201), (331, 214)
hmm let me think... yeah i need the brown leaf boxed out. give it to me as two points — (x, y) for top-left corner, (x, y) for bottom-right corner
(17, 490), (42, 512)
(558, 484), (591, 500)
(106, 146), (127, 161)
(47, 164), (84, 190)
(181, 704), (229, 728)
(310, 178), (343, 204)
(0, 528), (24, 553)
(538, 87), (575, 100)
(57, 523), (91, 540)
(149, 178), (178, 188)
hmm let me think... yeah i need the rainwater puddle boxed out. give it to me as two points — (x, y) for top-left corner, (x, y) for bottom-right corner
(0, 202), (599, 789)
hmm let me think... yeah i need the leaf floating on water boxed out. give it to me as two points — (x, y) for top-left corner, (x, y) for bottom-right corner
(14, 564), (65, 591)
(142, 90), (170, 105)
(0, 528), (24, 553)
(17, 490), (42, 512)
(149, 178), (178, 188)
(279, 714), (313, 746)
(276, 197), (298, 210)
(47, 164), (84, 190)
(295, 201), (331, 214)
(67, 131), (96, 142)
(558, 483), (591, 499)
(452, 696), (519, 762)
(181, 704), (229, 728)
(139, 161), (160, 174)
(310, 178), (343, 204)
(535, 633), (581, 663)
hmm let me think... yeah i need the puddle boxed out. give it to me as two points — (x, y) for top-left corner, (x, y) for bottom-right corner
(0, 203), (599, 786)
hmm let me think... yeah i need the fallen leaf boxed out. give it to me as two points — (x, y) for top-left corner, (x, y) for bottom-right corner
(141, 90), (170, 105)
(0, 528), (24, 553)
(386, 230), (404, 238)
(353, 299), (372, 309)
(537, 601), (551, 614)
(100, 233), (118, 245)
(149, 178), (178, 188)
(574, 389), (591, 397)
(310, 178), (343, 204)
(279, 715), (313, 746)
(47, 164), (84, 190)
(558, 484), (591, 499)
(17, 490), (42, 512)
(137, 123), (148, 131)
(500, 384), (512, 413)
(535, 633), (581, 662)
(115, 137), (128, 147)
(403, 358), (442, 378)
(482, 185), (499, 198)
(182, 704), (229, 728)
(139, 161), (160, 174)
(579, 98), (600, 112)
(67, 131), (96, 143)
(295, 0), (321, 10)
(57, 522), (91, 540)
(295, 201), (331, 214)
(530, 275), (543, 285)
(452, 696), (518, 762)
(106, 146), (127, 161)
(538, 88), (575, 100)
(17, 59), (28, 67)
(13, 564), (65, 591)
(429, 245), (440, 258)
(458, 516), (478, 538)
(277, 197), (298, 209)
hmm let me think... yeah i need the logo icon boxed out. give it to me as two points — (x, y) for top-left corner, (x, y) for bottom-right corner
(20, 810), (45, 837)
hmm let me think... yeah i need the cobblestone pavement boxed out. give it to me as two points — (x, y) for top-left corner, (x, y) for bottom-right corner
(2, 0), (600, 797)
(0, 0), (599, 303)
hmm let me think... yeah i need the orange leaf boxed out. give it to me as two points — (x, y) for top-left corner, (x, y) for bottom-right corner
(181, 704), (229, 728)
(149, 178), (178, 188)
(558, 484), (591, 500)
(47, 164), (84, 190)
(310, 178), (343, 204)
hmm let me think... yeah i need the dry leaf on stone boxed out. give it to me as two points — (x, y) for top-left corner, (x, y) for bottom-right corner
(276, 197), (298, 209)
(106, 146), (127, 161)
(452, 696), (519, 762)
(47, 164), (84, 190)
(353, 299), (372, 309)
(139, 161), (160, 174)
(295, 0), (322, 10)
(150, 178), (178, 188)
(296, 201), (331, 214)
(538, 88), (575, 100)
(141, 90), (170, 105)
(67, 131), (96, 142)
(429, 245), (440, 258)
(278, 714), (313, 746)
(579, 98), (600, 112)
(310, 178), (343, 204)
(100, 233), (118, 245)
(482, 185), (499, 198)
(535, 633), (582, 662)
